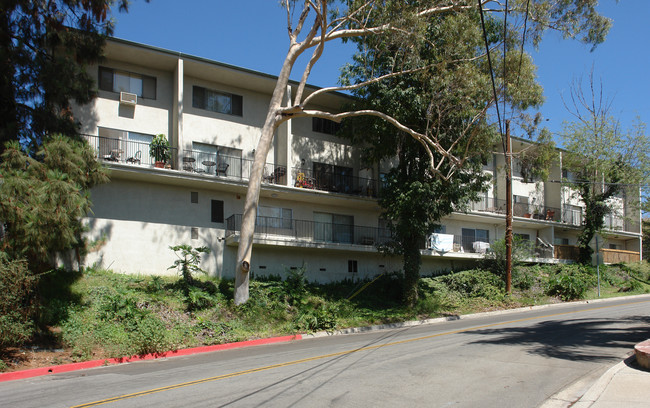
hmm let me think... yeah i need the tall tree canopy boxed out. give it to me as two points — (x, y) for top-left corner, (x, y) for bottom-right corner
(0, 0), (135, 151)
(0, 136), (109, 273)
(231, 0), (611, 305)
(339, 6), (545, 304)
(560, 73), (649, 264)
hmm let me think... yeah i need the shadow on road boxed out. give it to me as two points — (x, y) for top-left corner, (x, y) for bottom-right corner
(468, 315), (650, 362)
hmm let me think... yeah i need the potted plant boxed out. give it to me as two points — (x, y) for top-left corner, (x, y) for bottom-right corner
(150, 134), (170, 168)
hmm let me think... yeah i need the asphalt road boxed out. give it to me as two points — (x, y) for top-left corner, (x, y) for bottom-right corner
(3, 295), (650, 408)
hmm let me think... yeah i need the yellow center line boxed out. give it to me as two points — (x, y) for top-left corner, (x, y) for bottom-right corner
(71, 299), (650, 408)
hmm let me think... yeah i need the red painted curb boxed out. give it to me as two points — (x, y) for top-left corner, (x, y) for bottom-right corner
(0, 334), (302, 382)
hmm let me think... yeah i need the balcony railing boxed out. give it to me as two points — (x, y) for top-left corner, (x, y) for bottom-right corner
(291, 167), (379, 197)
(469, 198), (562, 222)
(84, 134), (178, 167)
(226, 214), (392, 247)
(427, 233), (494, 254)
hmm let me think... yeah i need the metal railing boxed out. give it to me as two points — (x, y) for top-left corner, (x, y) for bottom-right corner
(84, 134), (178, 168)
(426, 233), (494, 254)
(226, 214), (392, 246)
(468, 197), (562, 222)
(291, 167), (379, 198)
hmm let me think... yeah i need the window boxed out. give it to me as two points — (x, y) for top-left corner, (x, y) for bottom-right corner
(97, 128), (153, 164)
(191, 192), (198, 204)
(314, 212), (354, 243)
(191, 227), (199, 240)
(98, 66), (156, 99)
(554, 237), (570, 245)
(256, 206), (292, 229)
(312, 117), (341, 135)
(461, 228), (489, 252)
(192, 142), (243, 177)
(348, 260), (358, 273)
(193, 86), (243, 116)
(433, 225), (446, 234)
(211, 200), (224, 223)
(313, 162), (354, 194)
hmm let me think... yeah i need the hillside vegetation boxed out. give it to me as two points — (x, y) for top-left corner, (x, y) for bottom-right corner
(1, 261), (649, 372)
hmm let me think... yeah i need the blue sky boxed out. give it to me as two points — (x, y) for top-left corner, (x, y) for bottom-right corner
(112, 0), (649, 145)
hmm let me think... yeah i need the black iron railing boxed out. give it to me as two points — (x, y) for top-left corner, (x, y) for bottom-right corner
(226, 214), (392, 246)
(291, 167), (379, 198)
(468, 197), (563, 222)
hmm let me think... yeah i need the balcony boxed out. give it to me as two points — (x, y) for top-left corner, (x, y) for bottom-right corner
(427, 233), (493, 254)
(84, 134), (379, 198)
(469, 198), (562, 222)
(225, 214), (392, 247)
(291, 167), (379, 198)
(85, 134), (178, 167)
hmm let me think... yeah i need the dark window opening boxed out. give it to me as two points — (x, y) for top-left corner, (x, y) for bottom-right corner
(193, 85), (243, 116)
(312, 117), (341, 135)
(211, 200), (224, 223)
(348, 260), (358, 273)
(191, 192), (198, 204)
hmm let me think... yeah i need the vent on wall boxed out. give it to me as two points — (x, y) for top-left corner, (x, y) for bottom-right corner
(191, 227), (198, 240)
(119, 91), (137, 105)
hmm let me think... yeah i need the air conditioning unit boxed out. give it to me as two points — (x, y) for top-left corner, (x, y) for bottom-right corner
(119, 91), (137, 105)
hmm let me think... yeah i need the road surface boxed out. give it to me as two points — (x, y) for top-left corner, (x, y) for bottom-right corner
(2, 295), (649, 407)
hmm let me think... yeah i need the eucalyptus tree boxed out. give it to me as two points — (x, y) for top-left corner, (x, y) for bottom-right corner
(233, 0), (610, 305)
(339, 8), (545, 305)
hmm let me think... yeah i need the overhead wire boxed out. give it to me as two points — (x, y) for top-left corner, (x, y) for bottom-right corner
(477, 0), (505, 154)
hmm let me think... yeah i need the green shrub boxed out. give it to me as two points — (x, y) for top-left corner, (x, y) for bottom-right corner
(294, 297), (338, 332)
(545, 264), (595, 301)
(0, 256), (37, 348)
(434, 269), (505, 301)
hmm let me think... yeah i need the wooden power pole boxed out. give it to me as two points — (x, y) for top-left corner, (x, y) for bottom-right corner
(505, 120), (512, 294)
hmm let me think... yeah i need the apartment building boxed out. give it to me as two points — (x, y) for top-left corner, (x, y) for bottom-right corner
(75, 38), (643, 282)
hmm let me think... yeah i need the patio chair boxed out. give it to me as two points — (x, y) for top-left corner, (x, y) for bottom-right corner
(126, 150), (141, 165)
(216, 162), (229, 176)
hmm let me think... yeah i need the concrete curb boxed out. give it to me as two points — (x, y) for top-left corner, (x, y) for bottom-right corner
(2, 293), (649, 383)
(570, 356), (634, 408)
(0, 335), (301, 383)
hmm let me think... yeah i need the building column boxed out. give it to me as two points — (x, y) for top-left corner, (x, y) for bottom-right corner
(173, 58), (184, 166)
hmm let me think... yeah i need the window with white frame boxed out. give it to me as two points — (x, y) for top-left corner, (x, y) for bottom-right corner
(97, 128), (153, 164)
(98, 66), (156, 99)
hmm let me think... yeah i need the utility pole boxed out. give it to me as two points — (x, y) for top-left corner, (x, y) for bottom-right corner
(505, 120), (512, 294)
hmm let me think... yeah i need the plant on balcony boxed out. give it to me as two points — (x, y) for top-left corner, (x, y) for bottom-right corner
(150, 134), (170, 168)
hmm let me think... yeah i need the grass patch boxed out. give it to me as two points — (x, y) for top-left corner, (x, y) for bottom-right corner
(2, 261), (649, 371)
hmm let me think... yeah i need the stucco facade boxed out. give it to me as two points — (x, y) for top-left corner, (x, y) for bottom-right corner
(74, 38), (642, 282)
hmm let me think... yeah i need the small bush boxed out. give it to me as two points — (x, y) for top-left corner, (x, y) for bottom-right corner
(434, 269), (505, 301)
(546, 264), (595, 301)
(0, 256), (37, 348)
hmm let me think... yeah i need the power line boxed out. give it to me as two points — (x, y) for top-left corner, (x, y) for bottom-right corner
(477, 0), (504, 151)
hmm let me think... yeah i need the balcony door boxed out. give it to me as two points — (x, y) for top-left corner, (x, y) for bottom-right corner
(314, 212), (353, 244)
(313, 162), (353, 194)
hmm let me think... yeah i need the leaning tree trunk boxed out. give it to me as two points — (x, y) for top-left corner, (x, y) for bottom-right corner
(233, 46), (302, 305)
(234, 118), (280, 305)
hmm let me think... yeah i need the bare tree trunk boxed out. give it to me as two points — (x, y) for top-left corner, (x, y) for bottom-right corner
(234, 46), (300, 305)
